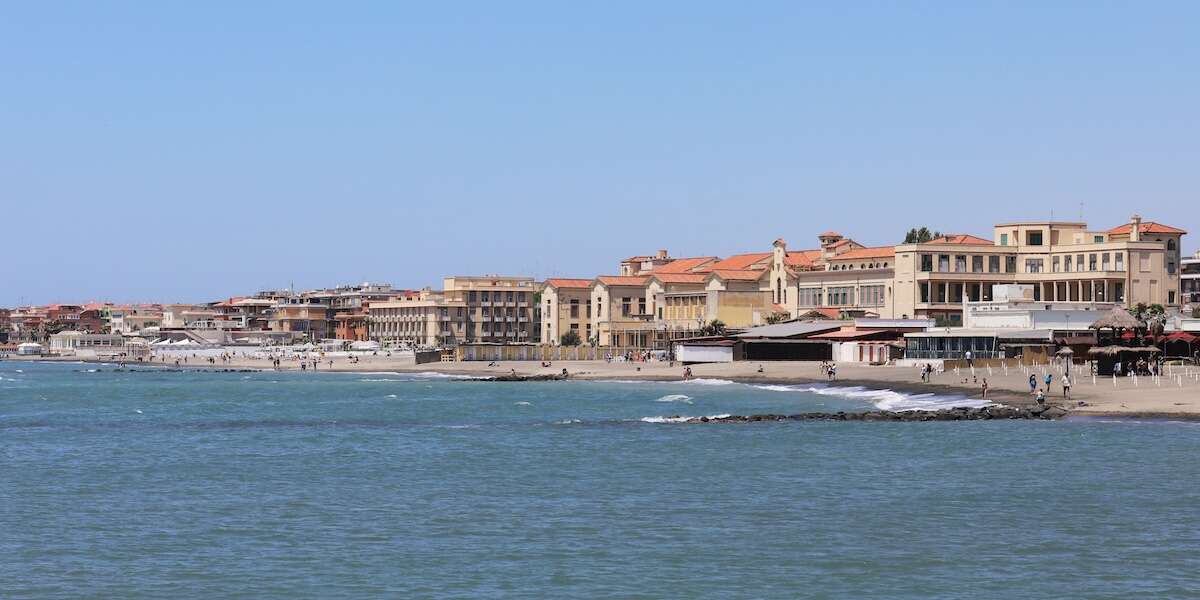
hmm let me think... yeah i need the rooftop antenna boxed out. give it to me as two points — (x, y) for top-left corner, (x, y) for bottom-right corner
(1079, 201), (1084, 222)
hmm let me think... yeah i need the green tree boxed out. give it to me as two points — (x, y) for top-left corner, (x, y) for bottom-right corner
(903, 227), (942, 244)
(700, 319), (727, 337)
(765, 310), (791, 324)
(560, 330), (582, 346)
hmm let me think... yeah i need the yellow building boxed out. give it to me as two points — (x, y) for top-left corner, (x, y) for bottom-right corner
(443, 276), (536, 344)
(368, 289), (468, 348)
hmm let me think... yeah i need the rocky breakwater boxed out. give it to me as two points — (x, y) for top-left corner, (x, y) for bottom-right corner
(671, 404), (1068, 424)
(476, 374), (567, 382)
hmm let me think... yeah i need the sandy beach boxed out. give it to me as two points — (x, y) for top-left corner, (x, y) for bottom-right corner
(14, 353), (1200, 419)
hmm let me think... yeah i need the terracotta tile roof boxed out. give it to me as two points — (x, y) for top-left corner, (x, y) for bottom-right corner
(545, 278), (594, 289)
(830, 246), (896, 260)
(799, 307), (841, 319)
(827, 239), (854, 249)
(596, 275), (650, 287)
(651, 273), (708, 284)
(622, 255), (656, 263)
(654, 256), (718, 273)
(784, 250), (821, 267)
(710, 269), (766, 281)
(923, 234), (993, 245)
(819, 231), (842, 237)
(705, 253), (771, 271)
(1106, 221), (1188, 235)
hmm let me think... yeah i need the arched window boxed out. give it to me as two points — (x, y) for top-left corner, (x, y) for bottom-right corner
(1168, 239), (1177, 251)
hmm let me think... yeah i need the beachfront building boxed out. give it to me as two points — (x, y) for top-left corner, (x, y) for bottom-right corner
(48, 331), (129, 356)
(541, 278), (594, 345)
(444, 276), (536, 344)
(267, 297), (334, 340)
(769, 234), (898, 322)
(892, 216), (1186, 326)
(1183, 250), (1200, 306)
(368, 289), (467, 348)
(0, 308), (9, 343)
(590, 275), (652, 348)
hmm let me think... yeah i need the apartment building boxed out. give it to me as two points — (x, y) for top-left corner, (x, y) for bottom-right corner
(1181, 250), (1200, 305)
(444, 276), (536, 344)
(542, 279), (593, 344)
(893, 216), (1185, 325)
(368, 290), (465, 347)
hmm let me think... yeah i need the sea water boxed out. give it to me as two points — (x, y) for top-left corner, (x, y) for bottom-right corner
(2, 362), (1198, 598)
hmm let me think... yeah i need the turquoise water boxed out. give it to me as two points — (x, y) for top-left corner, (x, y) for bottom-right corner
(3, 362), (1199, 598)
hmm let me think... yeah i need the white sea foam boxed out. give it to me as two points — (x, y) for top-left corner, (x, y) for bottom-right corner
(555, 419), (582, 425)
(676, 378), (737, 386)
(655, 394), (693, 404)
(385, 394), (398, 399)
(641, 413), (731, 424)
(514, 401), (532, 406)
(751, 383), (994, 412)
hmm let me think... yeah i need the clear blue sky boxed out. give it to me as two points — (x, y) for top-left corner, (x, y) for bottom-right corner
(3, 1), (1198, 306)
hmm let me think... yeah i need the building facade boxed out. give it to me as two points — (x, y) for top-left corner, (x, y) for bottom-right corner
(1183, 250), (1200, 306)
(541, 279), (593, 345)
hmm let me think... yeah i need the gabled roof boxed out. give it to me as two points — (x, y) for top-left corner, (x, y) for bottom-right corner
(1107, 221), (1188, 235)
(596, 275), (650, 287)
(830, 246), (896, 260)
(651, 273), (708, 284)
(654, 256), (718, 273)
(704, 252), (771, 271)
(545, 278), (594, 289)
(923, 234), (993, 245)
(709, 269), (766, 282)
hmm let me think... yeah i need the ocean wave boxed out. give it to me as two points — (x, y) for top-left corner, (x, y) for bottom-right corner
(641, 413), (731, 424)
(751, 383), (994, 412)
(514, 401), (533, 406)
(655, 394), (693, 404)
(555, 419), (582, 425)
(676, 378), (737, 386)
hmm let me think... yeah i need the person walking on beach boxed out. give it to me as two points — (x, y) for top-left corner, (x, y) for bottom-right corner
(1044, 373), (1053, 394)
(1035, 388), (1045, 405)
(1028, 374), (1037, 394)
(965, 350), (973, 368)
(828, 363), (837, 381)
(981, 378), (988, 399)
(1061, 373), (1072, 400)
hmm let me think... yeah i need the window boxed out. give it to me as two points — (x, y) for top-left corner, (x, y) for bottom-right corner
(919, 282), (930, 303)
(1168, 262), (1177, 274)
(1094, 235), (1104, 243)
(938, 255), (950, 272)
(1115, 253), (1124, 271)
(1025, 258), (1044, 273)
(1102, 253), (1111, 271)
(1005, 256), (1017, 273)
(468, 291), (477, 302)
(1000, 233), (1008, 246)
(481, 291), (489, 302)
(920, 255), (933, 271)
(621, 297), (631, 317)
(1028, 231), (1043, 246)
(586, 301), (592, 318)
(638, 298), (646, 315)
(972, 256), (984, 273)
(954, 255), (967, 272)
(1064, 255), (1072, 272)
(1052, 256), (1060, 272)
(988, 256), (1000, 273)
(569, 299), (579, 318)
(1168, 239), (1177, 251)
(827, 286), (855, 306)
(798, 288), (822, 306)
(860, 285), (885, 306)
(1089, 254), (1098, 271)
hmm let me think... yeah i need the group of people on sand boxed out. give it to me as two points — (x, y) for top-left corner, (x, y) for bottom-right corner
(818, 361), (837, 380)
(1028, 372), (1073, 404)
(918, 363), (936, 383)
(1113, 357), (1164, 377)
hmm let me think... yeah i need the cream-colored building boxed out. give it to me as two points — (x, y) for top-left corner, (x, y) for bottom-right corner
(541, 279), (594, 345)
(368, 289), (468, 348)
(892, 216), (1186, 325)
(769, 233), (898, 321)
(443, 275), (536, 344)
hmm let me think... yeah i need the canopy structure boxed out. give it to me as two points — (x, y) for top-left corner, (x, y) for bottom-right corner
(1087, 345), (1162, 356)
(1090, 307), (1143, 331)
(1055, 347), (1074, 356)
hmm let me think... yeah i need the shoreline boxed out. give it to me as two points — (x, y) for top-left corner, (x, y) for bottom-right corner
(13, 354), (1200, 420)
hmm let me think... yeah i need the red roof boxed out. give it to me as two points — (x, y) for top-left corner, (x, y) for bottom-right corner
(784, 249), (821, 267)
(832, 246), (896, 260)
(545, 278), (594, 289)
(924, 234), (993, 245)
(651, 273), (708, 284)
(705, 253), (771, 271)
(799, 307), (841, 319)
(654, 256), (718, 273)
(596, 275), (650, 287)
(1107, 222), (1188, 235)
(710, 269), (765, 281)
(819, 231), (842, 237)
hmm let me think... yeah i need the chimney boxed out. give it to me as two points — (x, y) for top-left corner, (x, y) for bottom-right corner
(656, 249), (668, 260)
(1130, 214), (1142, 242)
